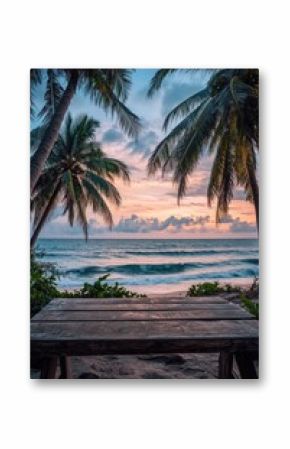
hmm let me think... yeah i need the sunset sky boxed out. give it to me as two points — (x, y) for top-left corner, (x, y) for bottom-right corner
(32, 69), (257, 239)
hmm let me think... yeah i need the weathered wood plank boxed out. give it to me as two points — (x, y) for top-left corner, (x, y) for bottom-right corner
(45, 302), (231, 312)
(31, 319), (258, 356)
(47, 296), (227, 306)
(32, 307), (253, 322)
(31, 317), (258, 340)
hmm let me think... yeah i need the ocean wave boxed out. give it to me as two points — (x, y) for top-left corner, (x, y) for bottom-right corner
(118, 268), (259, 286)
(125, 249), (257, 257)
(40, 239), (259, 290)
(63, 258), (259, 277)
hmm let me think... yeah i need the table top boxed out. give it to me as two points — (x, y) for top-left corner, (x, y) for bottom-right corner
(31, 296), (259, 356)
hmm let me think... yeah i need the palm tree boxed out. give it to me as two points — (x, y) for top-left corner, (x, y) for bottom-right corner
(30, 69), (140, 194)
(38, 69), (64, 125)
(30, 113), (130, 247)
(147, 69), (259, 228)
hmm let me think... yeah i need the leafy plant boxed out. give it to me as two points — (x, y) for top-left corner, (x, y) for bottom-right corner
(239, 277), (259, 318)
(187, 279), (259, 319)
(187, 281), (241, 297)
(58, 274), (145, 299)
(30, 252), (59, 316)
(241, 296), (259, 319)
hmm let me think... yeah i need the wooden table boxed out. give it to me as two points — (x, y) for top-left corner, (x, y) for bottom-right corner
(31, 296), (259, 379)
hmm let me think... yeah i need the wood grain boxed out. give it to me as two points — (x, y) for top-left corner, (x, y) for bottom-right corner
(31, 318), (258, 356)
(32, 307), (253, 322)
(45, 302), (231, 312)
(47, 296), (228, 307)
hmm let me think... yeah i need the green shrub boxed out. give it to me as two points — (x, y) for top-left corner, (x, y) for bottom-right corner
(58, 274), (145, 299)
(187, 281), (241, 297)
(31, 254), (145, 315)
(30, 252), (59, 317)
(241, 296), (259, 319)
(239, 278), (259, 318)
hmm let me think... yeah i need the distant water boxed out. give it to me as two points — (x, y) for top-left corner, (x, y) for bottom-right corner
(37, 239), (259, 294)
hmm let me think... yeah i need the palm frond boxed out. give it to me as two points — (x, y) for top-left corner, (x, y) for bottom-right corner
(38, 70), (64, 124)
(30, 69), (43, 118)
(87, 156), (130, 182)
(86, 171), (121, 206)
(82, 179), (113, 228)
(70, 115), (100, 154)
(72, 175), (89, 239)
(148, 68), (215, 98)
(83, 70), (141, 137)
(163, 89), (208, 131)
(100, 69), (134, 101)
(30, 126), (46, 155)
(148, 102), (208, 175)
(215, 140), (235, 222)
(147, 69), (178, 97)
(172, 98), (217, 202)
(31, 180), (62, 229)
(207, 134), (228, 207)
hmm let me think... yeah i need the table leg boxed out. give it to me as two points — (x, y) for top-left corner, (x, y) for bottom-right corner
(235, 352), (258, 379)
(59, 356), (72, 379)
(219, 352), (234, 379)
(40, 357), (58, 379)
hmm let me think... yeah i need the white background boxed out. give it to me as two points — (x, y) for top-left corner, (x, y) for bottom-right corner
(0, 0), (289, 447)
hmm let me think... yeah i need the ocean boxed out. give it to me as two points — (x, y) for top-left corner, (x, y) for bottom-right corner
(36, 238), (259, 294)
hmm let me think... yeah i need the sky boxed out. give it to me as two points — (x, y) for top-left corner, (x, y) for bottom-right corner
(31, 69), (257, 239)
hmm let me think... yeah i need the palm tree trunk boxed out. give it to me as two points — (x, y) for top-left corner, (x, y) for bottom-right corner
(30, 183), (61, 247)
(247, 161), (259, 230)
(30, 71), (79, 194)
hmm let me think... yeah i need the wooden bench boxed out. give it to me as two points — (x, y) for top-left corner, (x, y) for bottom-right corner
(31, 296), (259, 379)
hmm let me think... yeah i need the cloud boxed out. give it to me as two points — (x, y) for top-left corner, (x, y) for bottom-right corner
(230, 219), (256, 233)
(219, 214), (256, 233)
(102, 128), (124, 143)
(126, 128), (160, 157)
(109, 214), (210, 233)
(219, 214), (235, 224)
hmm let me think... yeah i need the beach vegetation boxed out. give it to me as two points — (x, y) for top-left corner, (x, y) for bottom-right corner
(30, 252), (59, 316)
(240, 277), (259, 318)
(187, 281), (242, 296)
(241, 296), (259, 319)
(187, 278), (259, 318)
(58, 274), (145, 299)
